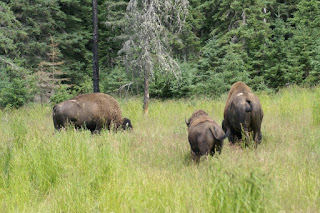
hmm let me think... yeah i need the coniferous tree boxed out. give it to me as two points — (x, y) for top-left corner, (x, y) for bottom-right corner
(287, 0), (320, 85)
(35, 36), (67, 103)
(264, 18), (291, 89)
(0, 2), (35, 108)
(101, 0), (129, 67)
(120, 0), (188, 114)
(4, 0), (93, 86)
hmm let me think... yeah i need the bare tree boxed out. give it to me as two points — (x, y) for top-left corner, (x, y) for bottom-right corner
(92, 0), (100, 93)
(119, 0), (189, 115)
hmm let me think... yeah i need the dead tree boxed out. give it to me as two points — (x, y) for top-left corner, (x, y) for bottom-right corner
(119, 0), (189, 115)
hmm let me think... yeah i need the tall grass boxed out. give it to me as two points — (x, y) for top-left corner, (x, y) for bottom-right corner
(0, 86), (320, 212)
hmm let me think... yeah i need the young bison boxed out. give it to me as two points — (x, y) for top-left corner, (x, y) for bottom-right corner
(53, 93), (132, 133)
(186, 110), (229, 162)
(222, 81), (263, 145)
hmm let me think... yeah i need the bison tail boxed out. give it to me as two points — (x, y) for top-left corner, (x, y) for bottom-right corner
(218, 127), (230, 141)
(209, 126), (230, 141)
(245, 100), (253, 112)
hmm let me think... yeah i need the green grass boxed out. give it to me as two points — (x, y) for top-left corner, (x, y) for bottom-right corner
(1, 86), (320, 212)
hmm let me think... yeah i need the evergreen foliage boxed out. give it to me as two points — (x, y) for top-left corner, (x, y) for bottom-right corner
(1, 0), (320, 106)
(0, 58), (36, 108)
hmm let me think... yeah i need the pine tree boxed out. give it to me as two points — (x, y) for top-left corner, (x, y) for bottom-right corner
(100, 0), (129, 68)
(0, 2), (35, 108)
(287, 0), (320, 85)
(35, 36), (68, 103)
(264, 18), (291, 89)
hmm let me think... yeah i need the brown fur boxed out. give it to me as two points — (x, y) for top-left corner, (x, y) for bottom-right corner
(224, 81), (253, 114)
(186, 110), (228, 162)
(53, 93), (132, 133)
(187, 110), (210, 127)
(189, 115), (214, 127)
(222, 81), (263, 145)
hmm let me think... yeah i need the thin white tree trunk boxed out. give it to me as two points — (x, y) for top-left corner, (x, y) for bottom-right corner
(143, 68), (150, 115)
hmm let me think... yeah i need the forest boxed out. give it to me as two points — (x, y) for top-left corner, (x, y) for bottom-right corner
(1, 1), (320, 212)
(1, 0), (320, 108)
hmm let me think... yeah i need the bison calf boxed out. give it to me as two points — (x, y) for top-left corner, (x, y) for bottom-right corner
(222, 81), (263, 146)
(186, 110), (229, 162)
(53, 93), (132, 133)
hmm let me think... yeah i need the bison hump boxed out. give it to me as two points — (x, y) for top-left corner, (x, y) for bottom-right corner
(190, 115), (215, 127)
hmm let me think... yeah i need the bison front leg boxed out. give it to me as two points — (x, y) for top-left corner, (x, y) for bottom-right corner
(91, 123), (102, 134)
(191, 151), (201, 163)
(228, 132), (237, 144)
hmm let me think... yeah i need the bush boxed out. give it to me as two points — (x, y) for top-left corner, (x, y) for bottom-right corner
(101, 66), (133, 96)
(50, 84), (75, 104)
(150, 63), (196, 99)
(0, 62), (36, 108)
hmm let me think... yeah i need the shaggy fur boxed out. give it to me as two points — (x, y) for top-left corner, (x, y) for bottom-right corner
(53, 93), (132, 133)
(186, 110), (228, 162)
(222, 81), (263, 145)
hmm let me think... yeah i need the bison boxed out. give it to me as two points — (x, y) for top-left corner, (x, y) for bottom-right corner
(53, 93), (132, 133)
(222, 81), (263, 146)
(186, 110), (229, 162)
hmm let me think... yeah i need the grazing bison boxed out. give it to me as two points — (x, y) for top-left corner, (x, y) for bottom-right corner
(53, 93), (132, 133)
(222, 81), (263, 145)
(186, 110), (229, 162)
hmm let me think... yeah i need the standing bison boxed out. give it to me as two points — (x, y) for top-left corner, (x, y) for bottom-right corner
(222, 81), (263, 145)
(186, 110), (229, 162)
(53, 93), (132, 133)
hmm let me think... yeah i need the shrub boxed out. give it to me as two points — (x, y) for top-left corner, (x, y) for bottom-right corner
(50, 84), (75, 104)
(0, 62), (36, 108)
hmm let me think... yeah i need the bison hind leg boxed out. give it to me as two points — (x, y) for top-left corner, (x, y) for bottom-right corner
(228, 131), (239, 144)
(253, 130), (262, 147)
(214, 143), (223, 155)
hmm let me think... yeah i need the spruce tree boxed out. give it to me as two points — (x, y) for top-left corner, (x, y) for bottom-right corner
(287, 0), (320, 85)
(264, 18), (291, 89)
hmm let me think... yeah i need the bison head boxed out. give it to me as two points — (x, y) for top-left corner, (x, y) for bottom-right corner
(122, 118), (133, 130)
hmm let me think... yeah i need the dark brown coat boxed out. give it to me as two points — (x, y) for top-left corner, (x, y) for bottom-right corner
(186, 110), (229, 162)
(53, 93), (132, 133)
(222, 81), (263, 145)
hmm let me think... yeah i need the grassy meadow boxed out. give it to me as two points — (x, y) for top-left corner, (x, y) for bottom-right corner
(1, 86), (320, 212)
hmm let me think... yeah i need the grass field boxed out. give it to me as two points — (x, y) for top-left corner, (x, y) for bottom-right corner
(0, 86), (320, 212)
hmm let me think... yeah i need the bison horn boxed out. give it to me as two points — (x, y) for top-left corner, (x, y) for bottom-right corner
(185, 117), (189, 126)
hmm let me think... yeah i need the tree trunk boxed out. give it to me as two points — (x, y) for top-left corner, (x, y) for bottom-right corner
(242, 11), (246, 25)
(143, 68), (150, 115)
(92, 0), (100, 93)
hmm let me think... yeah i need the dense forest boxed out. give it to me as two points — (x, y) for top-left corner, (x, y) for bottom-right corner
(1, 0), (320, 108)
